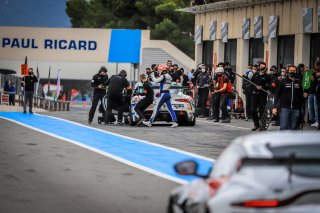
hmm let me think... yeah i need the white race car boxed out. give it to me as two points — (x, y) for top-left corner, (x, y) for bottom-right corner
(129, 83), (196, 126)
(168, 132), (320, 213)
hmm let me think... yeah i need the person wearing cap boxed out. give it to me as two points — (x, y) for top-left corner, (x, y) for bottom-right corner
(104, 70), (132, 125)
(196, 64), (210, 118)
(21, 68), (38, 114)
(88, 66), (109, 124)
(143, 64), (178, 128)
(250, 62), (271, 131)
(134, 73), (154, 125)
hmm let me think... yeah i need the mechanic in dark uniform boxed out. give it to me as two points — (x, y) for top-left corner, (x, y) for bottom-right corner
(104, 70), (132, 125)
(269, 65), (280, 126)
(196, 64), (210, 118)
(134, 73), (154, 125)
(250, 62), (271, 131)
(242, 65), (255, 120)
(272, 64), (305, 130)
(88, 66), (108, 124)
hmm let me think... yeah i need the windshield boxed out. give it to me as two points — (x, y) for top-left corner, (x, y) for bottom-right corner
(137, 83), (188, 95)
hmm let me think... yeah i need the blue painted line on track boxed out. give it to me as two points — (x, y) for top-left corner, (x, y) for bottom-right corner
(0, 112), (213, 183)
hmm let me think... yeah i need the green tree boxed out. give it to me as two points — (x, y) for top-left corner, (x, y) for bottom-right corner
(66, 0), (194, 58)
(66, 0), (89, 27)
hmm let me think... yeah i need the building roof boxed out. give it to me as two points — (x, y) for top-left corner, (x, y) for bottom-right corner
(0, 69), (16, 75)
(178, 0), (284, 14)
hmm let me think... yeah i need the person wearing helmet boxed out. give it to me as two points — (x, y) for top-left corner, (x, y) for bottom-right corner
(88, 66), (108, 124)
(143, 64), (178, 128)
(21, 68), (38, 114)
(104, 70), (132, 125)
(212, 67), (231, 123)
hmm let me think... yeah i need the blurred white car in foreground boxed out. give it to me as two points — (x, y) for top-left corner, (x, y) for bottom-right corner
(169, 132), (320, 213)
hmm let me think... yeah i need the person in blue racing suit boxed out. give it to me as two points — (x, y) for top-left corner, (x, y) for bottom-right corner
(143, 64), (178, 128)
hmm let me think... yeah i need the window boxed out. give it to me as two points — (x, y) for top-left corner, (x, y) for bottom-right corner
(202, 41), (213, 68)
(249, 38), (264, 65)
(310, 33), (320, 68)
(224, 39), (237, 72)
(277, 35), (295, 69)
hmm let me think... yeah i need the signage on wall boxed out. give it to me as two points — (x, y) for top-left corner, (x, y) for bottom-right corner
(20, 64), (28, 76)
(269, 16), (278, 38)
(242, 18), (250, 40)
(1, 38), (97, 51)
(254, 16), (263, 38)
(221, 22), (228, 43)
(209, 21), (217, 41)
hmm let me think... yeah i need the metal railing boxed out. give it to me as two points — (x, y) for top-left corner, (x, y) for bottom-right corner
(18, 95), (70, 111)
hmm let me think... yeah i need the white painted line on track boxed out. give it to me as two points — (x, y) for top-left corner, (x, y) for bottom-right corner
(197, 119), (251, 130)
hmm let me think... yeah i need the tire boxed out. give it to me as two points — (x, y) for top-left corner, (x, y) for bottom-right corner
(124, 117), (129, 125)
(186, 117), (196, 126)
(177, 120), (185, 126)
(129, 115), (137, 126)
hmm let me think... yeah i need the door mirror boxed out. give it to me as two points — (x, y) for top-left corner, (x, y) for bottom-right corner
(174, 160), (198, 176)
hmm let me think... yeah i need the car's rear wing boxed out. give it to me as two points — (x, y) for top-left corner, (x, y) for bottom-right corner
(240, 157), (320, 167)
(239, 157), (320, 182)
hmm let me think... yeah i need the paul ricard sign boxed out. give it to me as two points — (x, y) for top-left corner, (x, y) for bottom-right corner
(2, 37), (97, 50)
(0, 27), (111, 62)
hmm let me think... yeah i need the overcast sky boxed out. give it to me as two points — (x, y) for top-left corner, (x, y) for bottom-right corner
(0, 0), (71, 27)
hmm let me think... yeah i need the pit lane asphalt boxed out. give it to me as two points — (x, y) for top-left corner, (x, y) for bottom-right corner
(0, 106), (287, 213)
(41, 106), (261, 159)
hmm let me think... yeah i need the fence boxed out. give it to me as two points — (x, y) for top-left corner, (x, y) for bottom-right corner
(18, 95), (70, 111)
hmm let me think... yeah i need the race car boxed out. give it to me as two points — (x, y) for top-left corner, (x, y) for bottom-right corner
(129, 83), (196, 126)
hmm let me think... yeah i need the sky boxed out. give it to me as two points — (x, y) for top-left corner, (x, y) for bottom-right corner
(0, 0), (71, 27)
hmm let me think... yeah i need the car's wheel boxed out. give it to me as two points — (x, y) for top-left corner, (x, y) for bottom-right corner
(186, 117), (196, 126)
(124, 117), (129, 125)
